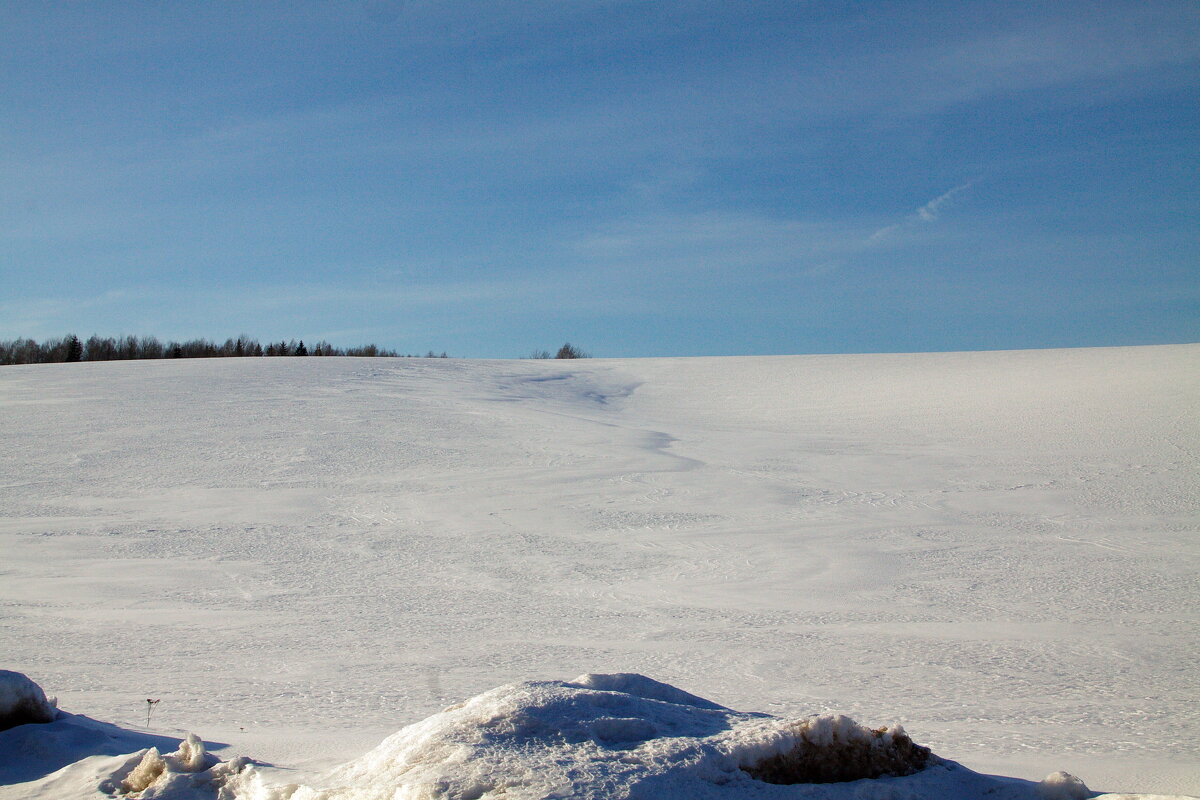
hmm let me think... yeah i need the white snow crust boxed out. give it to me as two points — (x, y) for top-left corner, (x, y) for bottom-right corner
(1, 345), (1198, 797)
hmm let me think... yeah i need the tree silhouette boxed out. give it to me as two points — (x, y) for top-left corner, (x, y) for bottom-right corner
(555, 342), (589, 359)
(64, 335), (83, 362)
(1, 334), (427, 365)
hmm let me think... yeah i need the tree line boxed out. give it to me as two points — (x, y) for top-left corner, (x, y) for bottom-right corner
(527, 343), (590, 359)
(0, 334), (450, 366)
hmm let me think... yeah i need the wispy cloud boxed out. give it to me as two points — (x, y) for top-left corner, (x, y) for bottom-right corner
(916, 183), (973, 222)
(867, 223), (902, 244)
(870, 182), (975, 243)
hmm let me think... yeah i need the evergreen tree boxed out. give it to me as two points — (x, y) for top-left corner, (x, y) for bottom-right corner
(64, 335), (83, 362)
(555, 342), (588, 359)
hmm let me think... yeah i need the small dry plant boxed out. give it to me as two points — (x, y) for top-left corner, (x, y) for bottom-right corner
(145, 698), (160, 727)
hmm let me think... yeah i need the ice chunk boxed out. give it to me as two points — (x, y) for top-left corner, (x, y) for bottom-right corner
(121, 747), (167, 793)
(173, 732), (208, 772)
(1038, 771), (1090, 800)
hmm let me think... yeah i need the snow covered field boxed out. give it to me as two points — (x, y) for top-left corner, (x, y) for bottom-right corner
(1, 345), (1197, 797)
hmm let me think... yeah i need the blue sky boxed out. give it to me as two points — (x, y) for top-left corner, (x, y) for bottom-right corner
(2, 1), (1197, 357)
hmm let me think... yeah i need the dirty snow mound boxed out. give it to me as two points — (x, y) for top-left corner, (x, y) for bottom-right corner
(99, 732), (253, 798)
(0, 670), (57, 731)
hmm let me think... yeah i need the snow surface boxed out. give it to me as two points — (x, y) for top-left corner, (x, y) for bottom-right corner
(1, 345), (1197, 797)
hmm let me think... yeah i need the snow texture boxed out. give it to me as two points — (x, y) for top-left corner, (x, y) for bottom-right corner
(1, 345), (1198, 797)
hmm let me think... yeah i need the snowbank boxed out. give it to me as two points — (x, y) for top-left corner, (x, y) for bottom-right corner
(0, 669), (56, 730)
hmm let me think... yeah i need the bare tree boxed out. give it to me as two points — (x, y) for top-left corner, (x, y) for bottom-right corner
(140, 336), (164, 359)
(85, 335), (117, 361)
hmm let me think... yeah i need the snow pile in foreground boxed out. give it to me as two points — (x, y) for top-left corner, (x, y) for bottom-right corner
(0, 669), (57, 731)
(296, 672), (937, 799)
(1, 671), (1195, 800)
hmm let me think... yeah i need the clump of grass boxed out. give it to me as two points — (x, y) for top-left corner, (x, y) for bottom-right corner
(743, 715), (931, 784)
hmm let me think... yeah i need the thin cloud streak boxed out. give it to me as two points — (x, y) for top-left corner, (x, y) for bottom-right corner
(870, 182), (976, 243)
(917, 182), (974, 222)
